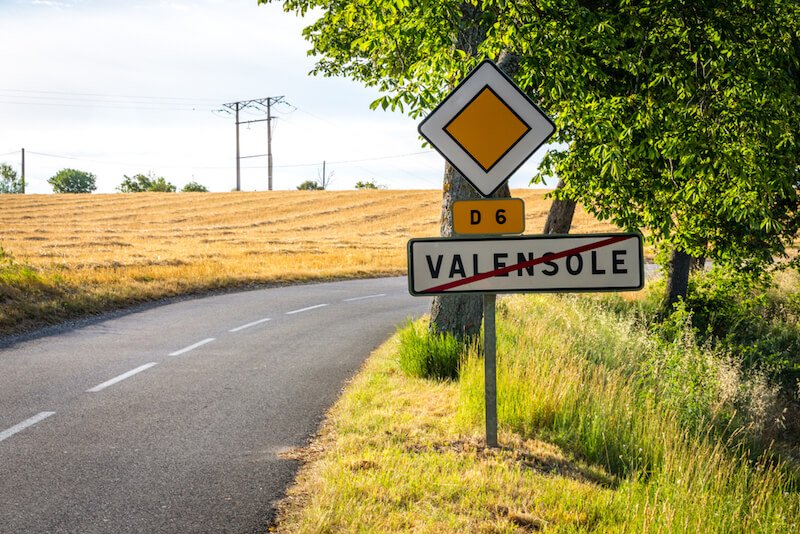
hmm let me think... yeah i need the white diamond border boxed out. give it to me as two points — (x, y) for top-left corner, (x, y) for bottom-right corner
(418, 60), (555, 197)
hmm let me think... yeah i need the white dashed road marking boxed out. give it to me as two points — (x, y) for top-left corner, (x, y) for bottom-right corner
(229, 318), (272, 333)
(169, 338), (216, 356)
(285, 304), (328, 315)
(0, 412), (56, 443)
(86, 363), (158, 393)
(343, 293), (386, 302)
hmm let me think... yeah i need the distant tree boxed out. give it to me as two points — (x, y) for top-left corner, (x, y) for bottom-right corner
(297, 180), (323, 190)
(48, 168), (96, 194)
(118, 172), (176, 192)
(181, 181), (209, 192)
(148, 176), (177, 192)
(355, 180), (379, 190)
(118, 173), (151, 192)
(0, 163), (22, 194)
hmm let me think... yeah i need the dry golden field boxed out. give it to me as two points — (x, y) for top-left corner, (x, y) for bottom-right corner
(0, 189), (614, 336)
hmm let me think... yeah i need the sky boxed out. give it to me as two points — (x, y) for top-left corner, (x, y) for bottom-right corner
(0, 0), (553, 194)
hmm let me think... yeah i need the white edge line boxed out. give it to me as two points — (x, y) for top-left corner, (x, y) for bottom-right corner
(285, 303), (328, 315)
(169, 337), (216, 356)
(0, 411), (56, 443)
(229, 317), (272, 333)
(343, 293), (387, 302)
(86, 362), (158, 393)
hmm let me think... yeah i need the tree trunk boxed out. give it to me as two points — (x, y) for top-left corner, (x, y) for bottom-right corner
(691, 255), (706, 272)
(428, 15), (515, 341)
(543, 179), (576, 234)
(665, 249), (692, 309)
(429, 163), (511, 340)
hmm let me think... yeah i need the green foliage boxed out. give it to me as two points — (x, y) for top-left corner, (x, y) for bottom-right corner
(642, 304), (740, 431)
(48, 168), (96, 194)
(458, 294), (798, 488)
(532, 1), (800, 275)
(397, 319), (463, 381)
(147, 177), (176, 192)
(354, 179), (379, 190)
(181, 181), (208, 192)
(267, 0), (800, 292)
(117, 172), (176, 193)
(0, 163), (22, 194)
(297, 180), (323, 190)
(658, 268), (800, 382)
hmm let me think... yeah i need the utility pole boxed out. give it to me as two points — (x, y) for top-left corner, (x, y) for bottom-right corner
(222, 96), (284, 191)
(21, 148), (25, 194)
(267, 99), (273, 191)
(318, 160), (334, 190)
(234, 103), (241, 191)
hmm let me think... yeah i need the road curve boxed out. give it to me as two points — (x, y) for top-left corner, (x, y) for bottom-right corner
(0, 277), (429, 533)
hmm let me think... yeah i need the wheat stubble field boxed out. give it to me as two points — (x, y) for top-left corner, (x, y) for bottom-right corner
(0, 189), (614, 336)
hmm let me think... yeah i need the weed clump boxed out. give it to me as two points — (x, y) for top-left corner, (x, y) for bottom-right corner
(397, 319), (464, 381)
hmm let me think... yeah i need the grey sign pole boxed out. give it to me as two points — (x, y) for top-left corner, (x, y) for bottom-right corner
(483, 293), (498, 448)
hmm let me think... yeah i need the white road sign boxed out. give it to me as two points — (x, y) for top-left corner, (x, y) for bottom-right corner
(418, 60), (556, 197)
(407, 234), (644, 295)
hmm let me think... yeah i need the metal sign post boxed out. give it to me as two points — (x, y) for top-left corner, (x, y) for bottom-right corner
(483, 293), (498, 448)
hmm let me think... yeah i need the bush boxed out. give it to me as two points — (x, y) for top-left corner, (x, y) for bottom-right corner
(118, 172), (176, 192)
(397, 319), (463, 381)
(181, 181), (208, 192)
(48, 168), (96, 193)
(297, 180), (323, 190)
(669, 268), (800, 382)
(355, 179), (379, 189)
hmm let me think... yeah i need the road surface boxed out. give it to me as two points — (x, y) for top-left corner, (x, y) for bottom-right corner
(0, 277), (429, 533)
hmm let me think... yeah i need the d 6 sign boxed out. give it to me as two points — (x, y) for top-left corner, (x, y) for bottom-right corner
(452, 199), (525, 235)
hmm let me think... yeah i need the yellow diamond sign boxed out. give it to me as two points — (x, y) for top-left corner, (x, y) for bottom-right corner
(445, 87), (531, 172)
(419, 60), (555, 197)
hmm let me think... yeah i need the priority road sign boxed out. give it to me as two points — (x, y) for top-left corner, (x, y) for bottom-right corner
(407, 234), (643, 295)
(418, 60), (555, 197)
(452, 198), (525, 235)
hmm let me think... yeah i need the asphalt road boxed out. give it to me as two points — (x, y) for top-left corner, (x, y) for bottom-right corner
(0, 277), (430, 534)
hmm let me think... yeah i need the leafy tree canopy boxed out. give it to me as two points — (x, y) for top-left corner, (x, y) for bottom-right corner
(181, 181), (209, 192)
(48, 168), (96, 194)
(267, 0), (800, 276)
(0, 163), (22, 194)
(297, 180), (323, 190)
(118, 172), (176, 193)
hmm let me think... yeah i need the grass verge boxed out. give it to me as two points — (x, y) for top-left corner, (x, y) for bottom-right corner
(272, 327), (621, 533)
(271, 295), (800, 533)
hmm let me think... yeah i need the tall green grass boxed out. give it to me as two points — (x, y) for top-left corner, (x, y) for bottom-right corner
(396, 319), (465, 381)
(457, 294), (799, 532)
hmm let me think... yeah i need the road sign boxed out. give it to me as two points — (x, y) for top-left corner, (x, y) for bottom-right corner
(453, 198), (525, 235)
(407, 233), (643, 295)
(418, 60), (555, 197)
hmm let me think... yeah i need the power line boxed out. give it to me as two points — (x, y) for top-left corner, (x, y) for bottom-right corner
(0, 88), (221, 103)
(0, 88), (222, 112)
(27, 150), (84, 160)
(0, 99), (217, 112)
(274, 151), (434, 168)
(17, 148), (440, 171)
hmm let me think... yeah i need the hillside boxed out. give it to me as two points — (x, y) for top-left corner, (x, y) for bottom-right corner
(0, 189), (614, 337)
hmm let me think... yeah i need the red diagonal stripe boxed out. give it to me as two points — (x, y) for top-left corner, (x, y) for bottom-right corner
(421, 235), (631, 293)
